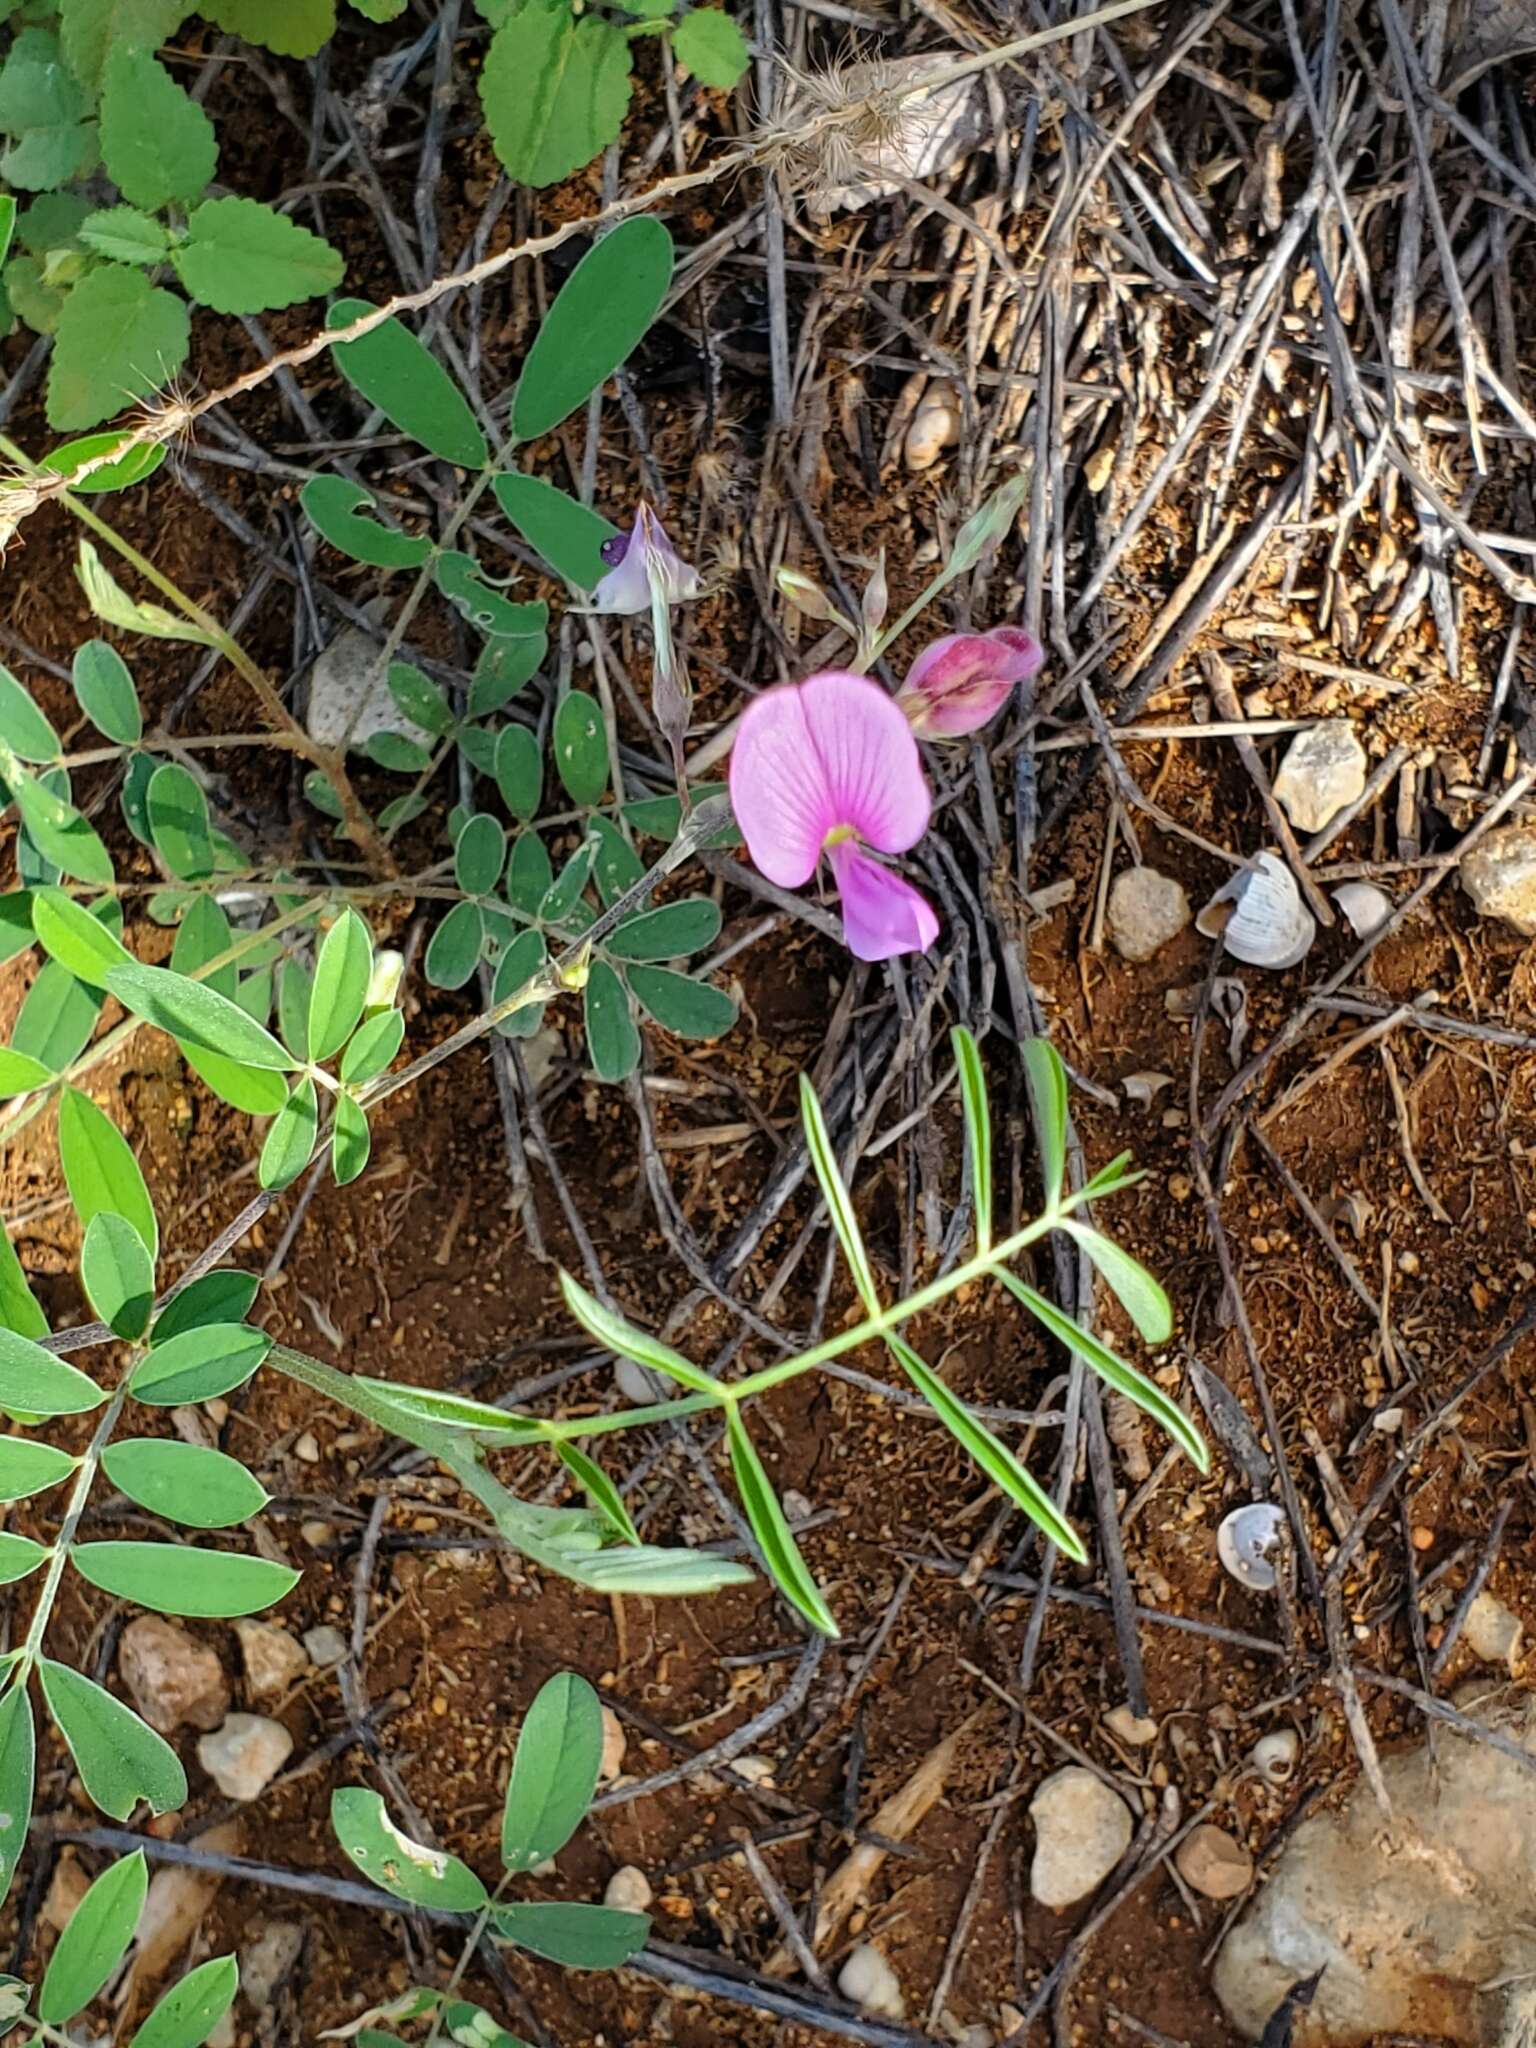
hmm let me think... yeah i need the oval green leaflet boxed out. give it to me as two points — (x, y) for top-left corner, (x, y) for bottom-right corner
(151, 1269), (259, 1345)
(0, 1329), (104, 1417)
(552, 689), (608, 805)
(129, 1323), (271, 1406)
(81, 1211), (155, 1339)
(179, 1041), (291, 1118)
(387, 662), (454, 737)
(71, 1542), (300, 1619)
(0, 1047), (55, 1099)
(44, 434), (167, 497)
(512, 219), (673, 443)
(0, 1436), (78, 1502)
(107, 964), (295, 1071)
(491, 473), (617, 589)
(331, 1788), (488, 1910)
(131, 1952), (238, 2048)
(425, 901), (483, 990)
(625, 965), (736, 1041)
(58, 1084), (158, 1262)
(490, 1901), (648, 1971)
(145, 762), (214, 880)
(309, 910), (373, 1064)
(455, 813), (506, 896)
(38, 1848), (147, 2024)
(0, 1533), (49, 1585)
(258, 1077), (319, 1194)
(0, 1682), (33, 1909)
(492, 928), (548, 1039)
(557, 1272), (719, 1395)
(102, 1439), (269, 1529)
(493, 725), (542, 822)
(38, 1658), (187, 1820)
(0, 665), (61, 763)
(555, 1441), (639, 1544)
(339, 1008), (404, 1085)
(332, 1094), (370, 1185)
(170, 894), (236, 998)
(500, 1671), (604, 1875)
(71, 639), (143, 742)
(31, 888), (134, 987)
(605, 898), (721, 962)
(301, 476), (431, 571)
(583, 958), (639, 1082)
(327, 298), (489, 469)
(9, 764), (113, 885)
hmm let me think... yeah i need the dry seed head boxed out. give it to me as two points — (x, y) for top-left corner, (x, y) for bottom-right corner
(759, 51), (920, 202)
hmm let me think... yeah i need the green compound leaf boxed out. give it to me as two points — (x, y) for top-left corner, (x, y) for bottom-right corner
(556, 1441), (639, 1544)
(798, 1071), (878, 1315)
(513, 216), (672, 440)
(131, 1952), (238, 2048)
(103, 1439), (268, 1527)
(726, 1406), (838, 1636)
(146, 762), (214, 880)
(0, 665), (60, 762)
(151, 1269), (259, 1345)
(99, 45), (215, 212)
(72, 640), (142, 744)
(500, 1671), (603, 1874)
(80, 206), (171, 266)
(558, 1270), (718, 1394)
(38, 1658), (187, 1820)
(605, 898), (720, 962)
(72, 1542), (300, 1618)
(38, 1847), (147, 2024)
(31, 888), (133, 987)
(491, 474), (616, 588)
(0, 1437), (77, 1502)
(0, 28), (95, 192)
(107, 963), (296, 1071)
(0, 1682), (33, 1910)
(480, 6), (632, 198)
(1060, 1220), (1174, 1346)
(887, 1330), (1086, 1563)
(492, 928), (548, 1039)
(44, 432), (168, 495)
(58, 1083), (159, 1260)
(625, 965), (736, 1041)
(490, 1901), (648, 1971)
(0, 1533), (49, 1584)
(0, 1327), (104, 1419)
(175, 197), (344, 315)
(493, 727), (542, 824)
(10, 765), (114, 885)
(552, 689), (608, 805)
(331, 1093), (370, 1186)
(301, 476), (430, 570)
(583, 958), (639, 1082)
(455, 814), (506, 896)
(328, 297), (488, 468)
(672, 6), (750, 86)
(82, 1211), (155, 1338)
(952, 1025), (993, 1251)
(201, 0), (334, 55)
(309, 909), (373, 1063)
(998, 1271), (1207, 1473)
(339, 1008), (404, 1086)
(259, 1075), (318, 1192)
(46, 266), (191, 433)
(1021, 1036), (1068, 1214)
(424, 901), (484, 991)
(129, 1322), (271, 1406)
(332, 1788), (488, 1910)
(58, 0), (189, 91)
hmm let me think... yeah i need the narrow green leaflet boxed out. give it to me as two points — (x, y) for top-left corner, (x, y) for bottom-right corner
(425, 902), (483, 990)
(0, 1048), (55, 1098)
(559, 1545), (751, 1597)
(1021, 1036), (1068, 1213)
(76, 542), (218, 647)
(146, 762), (213, 879)
(38, 1658), (187, 1819)
(0, 1229), (50, 1343)
(0, 1683), (34, 1910)
(180, 1043), (290, 1117)
(584, 959), (639, 1082)
(278, 957), (313, 1062)
(131, 1953), (238, 2048)
(506, 831), (553, 914)
(889, 1333), (1086, 1562)
(492, 475), (617, 587)
(332, 1094), (370, 1185)
(605, 899), (720, 961)
(798, 1073), (878, 1316)
(456, 814), (506, 897)
(328, 298), (488, 468)
(46, 265), (191, 434)
(340, 1009), (404, 1086)
(1079, 1150), (1140, 1204)
(44, 433), (168, 496)
(171, 894), (235, 997)
(99, 46), (216, 212)
(150, 1269), (259, 1344)
(72, 1542), (299, 1618)
(1060, 1221), (1173, 1346)
(952, 1025), (993, 1250)
(0, 1437), (78, 1501)
(309, 909), (372, 1063)
(672, 7), (750, 86)
(58, 1084), (158, 1260)
(38, 1848), (147, 2024)
(107, 964), (295, 1071)
(591, 816), (643, 907)
(9, 764), (113, 884)
(0, 665), (60, 762)
(82, 1211), (155, 1339)
(259, 1076), (318, 1192)
(103, 1439), (268, 1528)
(552, 689), (608, 804)
(0, 1534), (48, 1584)
(998, 1274), (1207, 1472)
(625, 965), (736, 1041)
(726, 1408), (837, 1636)
(331, 1789), (488, 1910)
(301, 476), (430, 570)
(13, 959), (104, 1074)
(556, 1441), (639, 1544)
(539, 839), (596, 925)
(0, 195), (11, 268)
(129, 1322), (270, 1405)
(0, 1328), (104, 1416)
(175, 197), (344, 315)
(558, 1272), (718, 1394)
(512, 218), (672, 439)
(500, 1672), (603, 1873)
(351, 1378), (543, 1439)
(31, 888), (132, 987)
(480, 6), (632, 198)
(491, 1902), (648, 1970)
(0, 893), (34, 967)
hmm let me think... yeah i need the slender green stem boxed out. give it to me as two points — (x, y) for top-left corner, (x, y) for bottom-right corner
(20, 1382), (130, 1677)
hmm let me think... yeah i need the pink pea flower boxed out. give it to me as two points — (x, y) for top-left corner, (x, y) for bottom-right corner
(895, 626), (1043, 738)
(590, 501), (703, 614)
(730, 671), (939, 963)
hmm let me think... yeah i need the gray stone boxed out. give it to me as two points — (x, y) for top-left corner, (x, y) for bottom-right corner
(1107, 868), (1191, 964)
(1463, 1592), (1523, 1676)
(1463, 827), (1536, 936)
(1028, 1766), (1132, 1909)
(234, 1619), (308, 1700)
(197, 1714), (293, 1801)
(240, 1921), (304, 2010)
(119, 1616), (229, 1736)
(1272, 720), (1367, 833)
(301, 1625), (348, 1669)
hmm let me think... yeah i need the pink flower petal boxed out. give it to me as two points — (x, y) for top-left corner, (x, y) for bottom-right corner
(797, 670), (931, 854)
(898, 628), (1044, 738)
(828, 841), (939, 961)
(730, 683), (842, 886)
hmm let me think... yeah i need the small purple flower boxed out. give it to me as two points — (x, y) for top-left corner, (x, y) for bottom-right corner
(730, 671), (939, 963)
(895, 626), (1043, 738)
(590, 502), (703, 614)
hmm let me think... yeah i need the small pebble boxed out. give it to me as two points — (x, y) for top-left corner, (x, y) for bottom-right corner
(293, 1431), (320, 1464)
(732, 1755), (776, 1786)
(604, 1865), (653, 1913)
(302, 1625), (348, 1669)
(1463, 1591), (1523, 1675)
(119, 1616), (230, 1737)
(598, 1705), (626, 1783)
(1462, 826), (1536, 936)
(197, 1714), (294, 1802)
(1176, 1823), (1254, 1901)
(1105, 1705), (1158, 1747)
(1412, 1525), (1436, 1551)
(1107, 868), (1191, 964)
(1029, 1767), (1132, 1909)
(838, 1942), (906, 2019)
(234, 1619), (309, 1699)
(1272, 720), (1367, 833)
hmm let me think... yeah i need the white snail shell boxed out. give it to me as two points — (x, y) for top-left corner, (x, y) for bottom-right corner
(1197, 852), (1315, 970)
(1217, 1501), (1286, 1591)
(1251, 1729), (1300, 1785)
(1331, 881), (1394, 940)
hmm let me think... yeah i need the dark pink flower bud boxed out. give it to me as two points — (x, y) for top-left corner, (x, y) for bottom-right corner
(895, 627), (1044, 738)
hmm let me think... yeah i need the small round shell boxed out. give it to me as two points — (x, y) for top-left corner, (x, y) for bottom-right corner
(1332, 881), (1393, 939)
(904, 381), (962, 471)
(1217, 1501), (1286, 1591)
(1251, 1729), (1300, 1785)
(1197, 853), (1315, 970)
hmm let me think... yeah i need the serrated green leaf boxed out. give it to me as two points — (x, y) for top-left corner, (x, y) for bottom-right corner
(103, 1440), (269, 1527)
(332, 1788), (488, 1909)
(512, 216), (671, 440)
(625, 964), (735, 1040)
(129, 1322), (270, 1405)
(301, 476), (430, 570)
(259, 1075), (318, 1192)
(9, 763), (113, 885)
(952, 1025), (992, 1251)
(57, 0), (189, 91)
(725, 1405), (837, 1635)
(491, 1901), (648, 1970)
(469, 631), (545, 715)
(672, 6), (749, 85)
(309, 909), (372, 1063)
(201, 0), (333, 54)
(0, 29), (95, 192)
(82, 1211), (154, 1338)
(0, 665), (59, 762)
(425, 902), (483, 989)
(481, 8), (632, 195)
(500, 1672), (602, 1874)
(38, 1658), (186, 1820)
(555, 1441), (639, 1543)
(80, 205), (170, 266)
(31, 887), (133, 987)
(339, 1008), (404, 1085)
(583, 958), (638, 1081)
(0, 1532), (49, 1583)
(73, 1541), (299, 1617)
(44, 431), (168, 497)
(492, 474), (617, 587)
(328, 297), (488, 468)
(505, 832), (553, 916)
(131, 1952), (238, 2048)
(798, 1071), (877, 1314)
(552, 689), (608, 805)
(39, 1848), (147, 2023)
(46, 265), (190, 433)
(1021, 1035), (1068, 1214)
(0, 1437), (77, 1501)
(72, 640), (142, 743)
(558, 1270), (717, 1393)
(605, 898), (719, 962)
(58, 1084), (158, 1261)
(492, 927), (547, 1039)
(0, 1683), (34, 1909)
(332, 1093), (370, 1185)
(150, 1268), (258, 1344)
(108, 963), (295, 1070)
(175, 196), (344, 314)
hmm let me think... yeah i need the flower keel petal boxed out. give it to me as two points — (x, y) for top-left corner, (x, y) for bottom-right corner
(828, 842), (938, 962)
